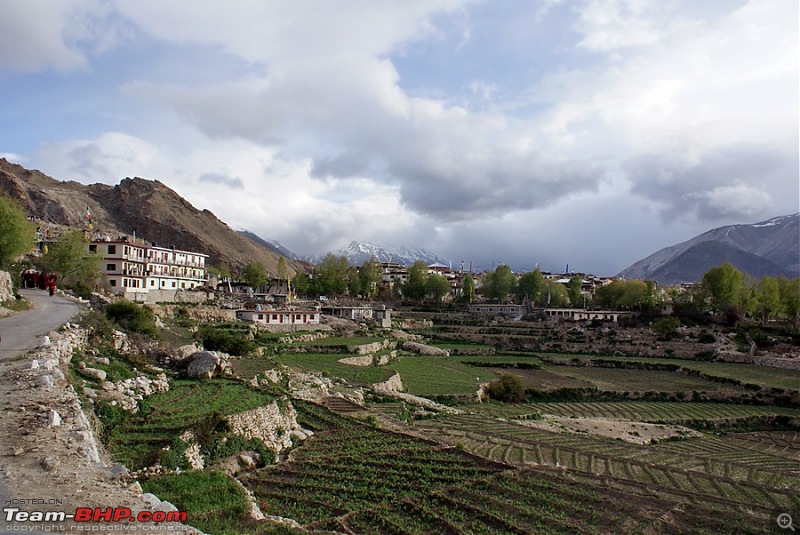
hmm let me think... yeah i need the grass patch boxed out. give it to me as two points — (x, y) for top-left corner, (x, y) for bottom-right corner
(1, 295), (31, 312)
(544, 365), (747, 393)
(140, 471), (283, 535)
(272, 353), (395, 385)
(392, 356), (497, 396)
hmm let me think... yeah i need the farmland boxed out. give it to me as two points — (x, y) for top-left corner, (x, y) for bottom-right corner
(87, 308), (800, 534)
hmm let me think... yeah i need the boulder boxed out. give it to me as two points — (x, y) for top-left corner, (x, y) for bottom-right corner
(0, 271), (13, 302)
(80, 368), (107, 381)
(401, 341), (449, 356)
(187, 351), (229, 379)
(47, 409), (62, 427)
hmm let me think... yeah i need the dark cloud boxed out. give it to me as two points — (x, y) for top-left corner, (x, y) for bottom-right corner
(198, 172), (244, 189)
(625, 144), (794, 222)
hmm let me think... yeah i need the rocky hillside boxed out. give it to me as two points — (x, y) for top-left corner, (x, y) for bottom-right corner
(0, 159), (307, 275)
(618, 214), (800, 284)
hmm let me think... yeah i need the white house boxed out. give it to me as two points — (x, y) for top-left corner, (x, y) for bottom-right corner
(89, 238), (149, 301)
(89, 236), (208, 302)
(236, 309), (320, 326)
(146, 245), (208, 292)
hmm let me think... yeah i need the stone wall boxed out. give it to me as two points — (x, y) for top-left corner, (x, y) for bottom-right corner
(144, 289), (215, 304)
(227, 400), (311, 454)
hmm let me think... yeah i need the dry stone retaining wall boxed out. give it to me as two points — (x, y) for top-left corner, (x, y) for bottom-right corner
(227, 400), (311, 453)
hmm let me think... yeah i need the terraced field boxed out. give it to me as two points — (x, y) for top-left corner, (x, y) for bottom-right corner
(468, 401), (800, 422)
(100, 379), (276, 469)
(241, 402), (784, 534)
(410, 413), (800, 511)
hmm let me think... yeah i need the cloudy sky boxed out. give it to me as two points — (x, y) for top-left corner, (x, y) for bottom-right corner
(1, 0), (797, 275)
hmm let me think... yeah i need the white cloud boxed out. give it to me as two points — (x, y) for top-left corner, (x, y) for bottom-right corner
(3, 0), (797, 273)
(0, 0), (125, 72)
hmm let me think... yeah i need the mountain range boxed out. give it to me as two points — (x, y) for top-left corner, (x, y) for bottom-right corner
(0, 158), (307, 276)
(616, 214), (799, 284)
(300, 240), (448, 267)
(2, 159), (796, 283)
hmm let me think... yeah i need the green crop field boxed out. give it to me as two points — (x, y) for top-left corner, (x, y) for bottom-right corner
(240, 403), (783, 534)
(466, 401), (800, 423)
(392, 356), (497, 396)
(539, 354), (800, 391)
(542, 365), (748, 392)
(272, 353), (396, 385)
(99, 379), (276, 469)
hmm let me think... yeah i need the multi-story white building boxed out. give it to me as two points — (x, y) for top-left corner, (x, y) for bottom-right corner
(146, 245), (208, 292)
(89, 236), (208, 302)
(89, 238), (148, 298)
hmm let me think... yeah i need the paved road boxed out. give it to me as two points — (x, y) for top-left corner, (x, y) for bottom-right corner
(0, 289), (80, 361)
(0, 290), (80, 534)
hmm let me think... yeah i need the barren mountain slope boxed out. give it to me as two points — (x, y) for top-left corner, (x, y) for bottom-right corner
(0, 159), (307, 275)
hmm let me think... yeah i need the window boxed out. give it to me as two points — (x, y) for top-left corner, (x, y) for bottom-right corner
(172, 281), (177, 288)
(108, 245), (116, 254)
(110, 280), (117, 287)
(88, 244), (97, 252)
(106, 264), (116, 271)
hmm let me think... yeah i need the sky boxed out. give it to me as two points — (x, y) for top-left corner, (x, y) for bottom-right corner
(0, 0), (797, 276)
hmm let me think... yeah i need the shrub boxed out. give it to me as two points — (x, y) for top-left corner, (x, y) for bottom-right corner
(486, 373), (526, 403)
(652, 316), (681, 337)
(698, 331), (716, 344)
(195, 325), (255, 356)
(105, 301), (159, 337)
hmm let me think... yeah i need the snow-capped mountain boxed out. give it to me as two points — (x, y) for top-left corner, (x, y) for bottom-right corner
(238, 231), (447, 267)
(307, 240), (448, 266)
(617, 213), (799, 283)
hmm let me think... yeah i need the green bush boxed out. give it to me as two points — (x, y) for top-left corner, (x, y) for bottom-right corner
(105, 301), (159, 337)
(486, 373), (526, 403)
(652, 316), (681, 337)
(195, 325), (255, 356)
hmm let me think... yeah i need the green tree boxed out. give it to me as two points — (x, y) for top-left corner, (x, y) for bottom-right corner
(426, 273), (451, 302)
(485, 264), (515, 302)
(402, 261), (429, 302)
(701, 262), (744, 312)
(358, 259), (383, 299)
(567, 276), (583, 307)
(242, 261), (269, 291)
(594, 280), (626, 309)
(347, 267), (361, 297)
(316, 253), (350, 296)
(0, 194), (35, 267)
(516, 268), (543, 304)
(753, 276), (781, 325)
(277, 257), (288, 280)
(293, 271), (311, 297)
(461, 273), (475, 303)
(540, 280), (568, 307)
(620, 280), (649, 310)
(43, 230), (101, 288)
(778, 276), (800, 329)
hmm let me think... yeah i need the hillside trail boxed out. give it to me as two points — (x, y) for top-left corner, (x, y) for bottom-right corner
(0, 290), (198, 534)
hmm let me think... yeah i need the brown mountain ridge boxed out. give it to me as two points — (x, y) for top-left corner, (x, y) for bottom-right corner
(0, 158), (307, 276)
